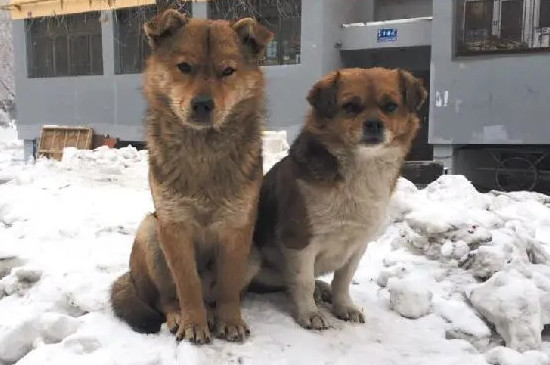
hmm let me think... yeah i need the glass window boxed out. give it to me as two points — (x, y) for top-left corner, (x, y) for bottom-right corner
(113, 1), (193, 75)
(455, 0), (550, 56)
(25, 12), (103, 78)
(540, 0), (550, 28)
(208, 0), (301, 66)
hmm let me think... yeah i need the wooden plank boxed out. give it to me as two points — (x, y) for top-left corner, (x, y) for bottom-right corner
(6, 0), (156, 19)
(36, 125), (93, 161)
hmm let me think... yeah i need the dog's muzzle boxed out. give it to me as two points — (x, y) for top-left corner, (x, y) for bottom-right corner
(362, 120), (384, 144)
(191, 95), (214, 125)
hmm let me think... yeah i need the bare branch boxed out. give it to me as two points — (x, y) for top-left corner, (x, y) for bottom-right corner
(0, 78), (14, 98)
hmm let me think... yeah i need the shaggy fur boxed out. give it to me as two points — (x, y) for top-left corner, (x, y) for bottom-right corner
(110, 9), (272, 344)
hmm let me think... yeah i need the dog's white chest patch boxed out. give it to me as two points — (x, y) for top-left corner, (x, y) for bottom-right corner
(299, 147), (401, 275)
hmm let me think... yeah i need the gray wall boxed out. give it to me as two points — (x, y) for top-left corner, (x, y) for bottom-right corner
(429, 1), (550, 145)
(14, 0), (339, 144)
(340, 17), (432, 51)
(14, 13), (148, 142)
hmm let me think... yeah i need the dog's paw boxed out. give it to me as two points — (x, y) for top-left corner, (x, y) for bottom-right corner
(166, 311), (180, 334)
(214, 318), (250, 342)
(168, 312), (211, 345)
(176, 322), (211, 345)
(296, 311), (329, 330)
(333, 305), (366, 324)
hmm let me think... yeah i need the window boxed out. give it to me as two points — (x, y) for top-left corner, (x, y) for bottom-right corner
(113, 1), (192, 75)
(26, 12), (103, 78)
(540, 0), (550, 28)
(455, 0), (550, 56)
(208, 0), (301, 66)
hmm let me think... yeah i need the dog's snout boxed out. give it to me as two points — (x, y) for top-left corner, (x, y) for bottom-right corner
(364, 120), (383, 133)
(191, 95), (214, 121)
(362, 120), (384, 144)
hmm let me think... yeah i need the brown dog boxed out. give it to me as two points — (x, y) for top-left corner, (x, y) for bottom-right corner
(250, 67), (427, 330)
(110, 9), (272, 344)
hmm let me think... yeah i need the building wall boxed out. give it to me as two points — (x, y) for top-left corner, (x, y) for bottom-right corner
(13, 0), (335, 144)
(429, 1), (550, 145)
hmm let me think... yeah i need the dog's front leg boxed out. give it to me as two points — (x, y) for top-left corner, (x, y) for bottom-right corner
(215, 224), (253, 342)
(157, 222), (211, 344)
(284, 247), (329, 330)
(331, 245), (367, 323)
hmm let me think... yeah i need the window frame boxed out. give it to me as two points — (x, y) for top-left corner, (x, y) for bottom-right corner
(207, 0), (302, 66)
(112, 1), (193, 75)
(25, 12), (104, 78)
(454, 0), (550, 58)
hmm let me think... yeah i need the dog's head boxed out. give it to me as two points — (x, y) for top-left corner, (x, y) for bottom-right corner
(143, 10), (273, 130)
(305, 67), (427, 152)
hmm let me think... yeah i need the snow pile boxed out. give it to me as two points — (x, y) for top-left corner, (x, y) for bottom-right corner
(373, 175), (550, 360)
(262, 130), (289, 172)
(0, 128), (549, 364)
(0, 109), (10, 127)
(387, 275), (433, 319)
(0, 124), (24, 183)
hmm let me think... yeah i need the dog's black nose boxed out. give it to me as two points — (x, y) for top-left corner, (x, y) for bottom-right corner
(191, 95), (214, 121)
(364, 120), (383, 133)
(362, 120), (384, 144)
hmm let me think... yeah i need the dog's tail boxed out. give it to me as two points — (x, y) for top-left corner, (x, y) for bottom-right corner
(110, 272), (164, 334)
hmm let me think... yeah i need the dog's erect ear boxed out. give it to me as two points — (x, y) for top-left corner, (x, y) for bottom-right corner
(232, 18), (273, 60)
(306, 71), (340, 119)
(144, 9), (188, 49)
(398, 69), (428, 112)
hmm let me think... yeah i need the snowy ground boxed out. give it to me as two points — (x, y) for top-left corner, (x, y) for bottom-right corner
(0, 124), (549, 365)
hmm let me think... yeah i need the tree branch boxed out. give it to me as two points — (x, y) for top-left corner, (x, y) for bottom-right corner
(0, 78), (15, 99)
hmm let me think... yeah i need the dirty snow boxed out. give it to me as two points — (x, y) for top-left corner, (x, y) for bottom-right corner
(0, 124), (549, 365)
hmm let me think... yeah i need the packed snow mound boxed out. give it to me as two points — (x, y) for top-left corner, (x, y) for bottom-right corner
(0, 109), (10, 127)
(0, 129), (549, 364)
(387, 275), (433, 319)
(382, 175), (550, 356)
(0, 124), (24, 183)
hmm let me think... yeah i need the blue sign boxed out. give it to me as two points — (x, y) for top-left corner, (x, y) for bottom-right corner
(377, 28), (398, 43)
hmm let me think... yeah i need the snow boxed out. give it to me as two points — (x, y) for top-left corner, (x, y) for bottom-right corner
(1, 124), (549, 365)
(387, 276), (433, 319)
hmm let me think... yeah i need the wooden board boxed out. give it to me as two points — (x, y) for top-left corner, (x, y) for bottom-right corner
(36, 125), (93, 161)
(5, 0), (155, 19)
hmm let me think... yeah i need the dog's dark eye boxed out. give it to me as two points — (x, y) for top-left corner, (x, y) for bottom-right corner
(222, 67), (236, 77)
(342, 102), (361, 115)
(177, 62), (192, 74)
(382, 102), (398, 114)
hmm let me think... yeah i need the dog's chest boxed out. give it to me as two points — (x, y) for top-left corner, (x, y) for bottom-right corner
(299, 151), (399, 274)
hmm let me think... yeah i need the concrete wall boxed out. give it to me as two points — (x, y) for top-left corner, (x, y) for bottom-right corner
(341, 17), (432, 51)
(14, 12), (151, 142)
(429, 1), (550, 145)
(319, 0), (376, 74)
(374, 0), (432, 21)
(14, 0), (336, 144)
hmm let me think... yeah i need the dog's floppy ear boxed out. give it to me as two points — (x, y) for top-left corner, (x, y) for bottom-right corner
(144, 9), (188, 49)
(306, 71), (340, 119)
(398, 69), (427, 112)
(232, 18), (273, 61)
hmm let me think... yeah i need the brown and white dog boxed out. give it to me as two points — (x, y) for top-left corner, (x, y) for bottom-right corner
(250, 67), (427, 330)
